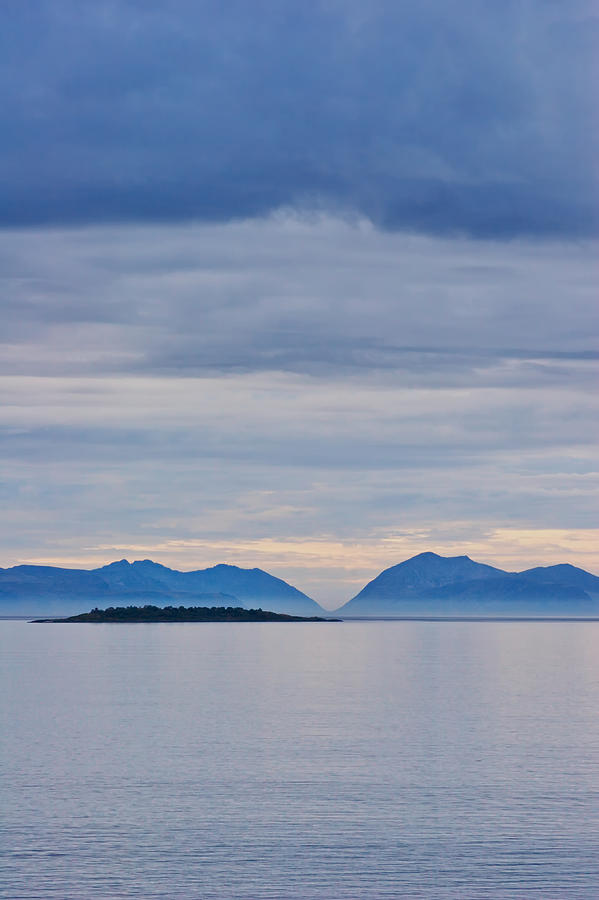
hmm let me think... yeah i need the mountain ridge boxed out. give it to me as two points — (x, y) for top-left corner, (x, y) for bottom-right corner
(2, 552), (598, 618)
(338, 551), (599, 616)
(0, 559), (322, 617)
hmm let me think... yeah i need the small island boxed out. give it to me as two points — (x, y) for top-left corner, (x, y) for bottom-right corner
(32, 604), (339, 623)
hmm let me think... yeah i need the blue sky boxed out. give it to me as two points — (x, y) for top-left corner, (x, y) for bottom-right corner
(1, 2), (597, 606)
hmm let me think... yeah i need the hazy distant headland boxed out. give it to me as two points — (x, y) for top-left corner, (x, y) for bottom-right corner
(2, 552), (599, 619)
(0, 560), (320, 618)
(340, 552), (599, 617)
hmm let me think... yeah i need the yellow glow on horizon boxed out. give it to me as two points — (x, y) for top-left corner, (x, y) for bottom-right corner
(14, 527), (599, 584)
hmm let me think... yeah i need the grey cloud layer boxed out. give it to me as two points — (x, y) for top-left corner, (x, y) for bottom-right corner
(1, 220), (597, 558)
(1, 218), (597, 384)
(2, 1), (597, 236)
(1, 217), (596, 602)
(2, 372), (598, 605)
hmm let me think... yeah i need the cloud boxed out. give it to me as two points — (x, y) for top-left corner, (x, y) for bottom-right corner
(1, 216), (596, 603)
(1, 368), (598, 606)
(1, 1), (597, 236)
(1, 217), (597, 384)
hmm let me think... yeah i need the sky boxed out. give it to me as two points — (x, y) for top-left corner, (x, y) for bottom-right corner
(1, 1), (598, 608)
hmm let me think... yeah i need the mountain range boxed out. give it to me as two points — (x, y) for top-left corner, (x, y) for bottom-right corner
(340, 552), (599, 616)
(1, 552), (598, 618)
(0, 559), (320, 617)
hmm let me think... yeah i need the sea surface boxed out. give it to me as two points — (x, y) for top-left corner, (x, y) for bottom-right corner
(1, 618), (598, 899)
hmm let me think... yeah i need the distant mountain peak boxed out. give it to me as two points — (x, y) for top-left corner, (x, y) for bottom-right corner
(0, 557), (322, 617)
(131, 559), (175, 571)
(337, 550), (599, 615)
(99, 558), (131, 569)
(410, 551), (473, 562)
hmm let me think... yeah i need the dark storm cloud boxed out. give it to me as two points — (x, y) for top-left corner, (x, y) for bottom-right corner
(2, 0), (597, 236)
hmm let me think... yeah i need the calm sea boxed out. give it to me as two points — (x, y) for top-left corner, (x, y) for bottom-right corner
(1, 619), (598, 899)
